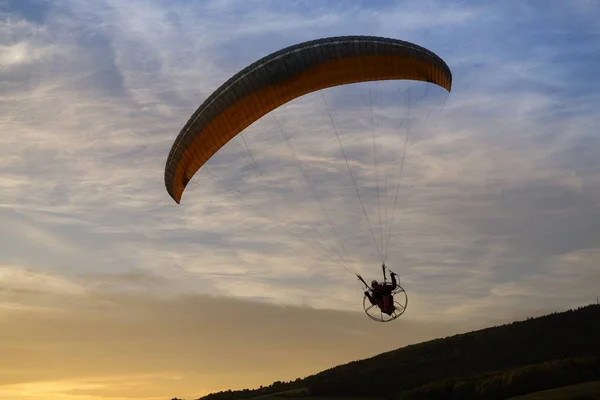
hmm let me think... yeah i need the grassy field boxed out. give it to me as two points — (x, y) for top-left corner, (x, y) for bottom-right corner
(507, 380), (600, 400)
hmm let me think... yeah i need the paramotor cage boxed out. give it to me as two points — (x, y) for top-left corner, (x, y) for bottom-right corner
(362, 284), (408, 322)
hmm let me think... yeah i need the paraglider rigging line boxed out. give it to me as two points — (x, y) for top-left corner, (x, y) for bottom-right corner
(321, 92), (384, 264)
(384, 88), (412, 262)
(239, 132), (261, 176)
(382, 87), (451, 262)
(204, 167), (356, 275)
(227, 124), (353, 273)
(271, 113), (355, 273)
(369, 83), (384, 261)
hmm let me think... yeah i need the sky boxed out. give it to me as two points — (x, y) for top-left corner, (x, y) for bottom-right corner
(2, 0), (600, 399)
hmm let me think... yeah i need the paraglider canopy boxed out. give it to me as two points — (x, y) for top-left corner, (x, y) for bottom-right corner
(164, 35), (452, 204)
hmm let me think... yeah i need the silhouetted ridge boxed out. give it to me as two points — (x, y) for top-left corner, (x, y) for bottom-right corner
(195, 304), (600, 400)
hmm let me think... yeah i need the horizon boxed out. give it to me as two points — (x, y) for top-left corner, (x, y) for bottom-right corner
(2, 0), (600, 399)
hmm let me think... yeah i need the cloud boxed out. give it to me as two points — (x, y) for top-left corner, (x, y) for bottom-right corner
(0, 265), (86, 296)
(441, 247), (600, 322)
(0, 0), (597, 308)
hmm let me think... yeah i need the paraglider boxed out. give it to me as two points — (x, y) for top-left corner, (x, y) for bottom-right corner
(164, 35), (452, 322)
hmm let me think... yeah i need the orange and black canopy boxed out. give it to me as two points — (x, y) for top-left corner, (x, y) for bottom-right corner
(164, 35), (452, 204)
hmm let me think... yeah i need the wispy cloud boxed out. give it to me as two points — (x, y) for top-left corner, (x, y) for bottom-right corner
(1, 0), (598, 313)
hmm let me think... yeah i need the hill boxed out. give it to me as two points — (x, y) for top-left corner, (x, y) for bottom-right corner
(195, 304), (600, 400)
